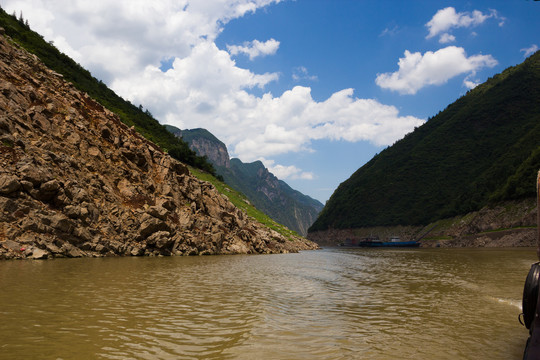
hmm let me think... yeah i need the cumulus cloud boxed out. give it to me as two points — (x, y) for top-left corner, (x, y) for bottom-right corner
(264, 160), (314, 180)
(227, 38), (280, 60)
(426, 7), (502, 43)
(4, 0), (280, 80)
(521, 44), (539, 58)
(3, 0), (424, 181)
(375, 46), (497, 95)
(439, 33), (456, 44)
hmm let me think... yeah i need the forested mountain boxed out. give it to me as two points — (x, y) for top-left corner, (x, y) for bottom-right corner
(0, 8), (215, 175)
(167, 127), (324, 236)
(310, 50), (540, 232)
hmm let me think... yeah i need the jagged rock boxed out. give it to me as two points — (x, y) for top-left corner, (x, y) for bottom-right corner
(60, 243), (85, 258)
(18, 163), (51, 187)
(146, 231), (174, 249)
(117, 178), (136, 198)
(2, 239), (21, 252)
(87, 146), (101, 157)
(139, 213), (170, 238)
(156, 197), (176, 211)
(146, 205), (168, 220)
(0, 174), (20, 194)
(39, 179), (61, 199)
(50, 214), (75, 234)
(66, 131), (81, 145)
(31, 248), (48, 259)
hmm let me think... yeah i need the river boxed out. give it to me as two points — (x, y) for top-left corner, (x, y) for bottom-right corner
(0, 247), (535, 359)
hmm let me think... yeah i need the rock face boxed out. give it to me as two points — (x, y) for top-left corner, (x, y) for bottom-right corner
(0, 32), (318, 259)
(172, 128), (324, 236)
(180, 128), (230, 168)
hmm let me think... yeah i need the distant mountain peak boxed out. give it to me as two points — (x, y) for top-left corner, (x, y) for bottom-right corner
(168, 127), (230, 168)
(168, 127), (324, 236)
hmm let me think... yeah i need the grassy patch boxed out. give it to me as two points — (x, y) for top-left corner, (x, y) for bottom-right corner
(422, 236), (453, 241)
(477, 226), (537, 234)
(188, 166), (300, 240)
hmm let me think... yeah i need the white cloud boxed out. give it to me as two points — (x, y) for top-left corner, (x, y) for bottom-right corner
(375, 46), (497, 95)
(463, 74), (480, 90)
(292, 66), (318, 82)
(227, 38), (280, 60)
(264, 160), (314, 180)
(3, 0), (424, 182)
(521, 44), (539, 58)
(4, 0), (281, 81)
(426, 7), (501, 43)
(379, 25), (399, 37)
(439, 33), (456, 44)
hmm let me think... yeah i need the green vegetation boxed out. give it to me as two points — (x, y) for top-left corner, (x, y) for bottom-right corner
(174, 127), (223, 145)
(188, 166), (300, 240)
(217, 159), (323, 235)
(0, 8), (216, 175)
(173, 128), (323, 235)
(310, 50), (540, 232)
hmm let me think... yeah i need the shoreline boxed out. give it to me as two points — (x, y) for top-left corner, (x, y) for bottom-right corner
(307, 198), (537, 248)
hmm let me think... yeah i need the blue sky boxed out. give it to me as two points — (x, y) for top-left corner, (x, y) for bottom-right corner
(4, 0), (539, 203)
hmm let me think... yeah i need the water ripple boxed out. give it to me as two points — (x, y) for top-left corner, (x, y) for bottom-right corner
(0, 248), (535, 359)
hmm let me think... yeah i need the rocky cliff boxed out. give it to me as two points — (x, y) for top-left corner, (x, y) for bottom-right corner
(174, 128), (230, 168)
(0, 30), (318, 259)
(169, 128), (324, 236)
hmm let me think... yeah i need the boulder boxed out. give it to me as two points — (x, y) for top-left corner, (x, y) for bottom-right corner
(146, 231), (174, 249)
(18, 163), (50, 187)
(31, 248), (48, 259)
(2, 239), (21, 252)
(139, 214), (170, 238)
(0, 174), (21, 195)
(50, 214), (74, 234)
(60, 243), (85, 258)
(39, 179), (61, 200)
(146, 205), (168, 221)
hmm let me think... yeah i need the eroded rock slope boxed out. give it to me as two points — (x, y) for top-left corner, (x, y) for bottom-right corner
(0, 32), (317, 259)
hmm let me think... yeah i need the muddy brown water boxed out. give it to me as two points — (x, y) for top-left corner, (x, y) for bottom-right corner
(0, 247), (535, 359)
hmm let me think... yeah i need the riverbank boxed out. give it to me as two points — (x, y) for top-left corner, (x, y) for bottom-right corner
(308, 198), (537, 248)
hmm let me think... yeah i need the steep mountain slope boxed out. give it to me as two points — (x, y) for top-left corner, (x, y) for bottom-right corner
(310, 51), (540, 232)
(167, 127), (324, 236)
(0, 29), (317, 259)
(0, 8), (216, 176)
(222, 159), (323, 236)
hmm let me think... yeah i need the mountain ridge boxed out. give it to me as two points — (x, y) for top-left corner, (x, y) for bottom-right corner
(167, 126), (324, 236)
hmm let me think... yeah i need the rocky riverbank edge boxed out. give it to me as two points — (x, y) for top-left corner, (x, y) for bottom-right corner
(307, 198), (537, 248)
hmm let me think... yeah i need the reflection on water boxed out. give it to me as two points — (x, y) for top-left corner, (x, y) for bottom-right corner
(0, 248), (534, 359)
